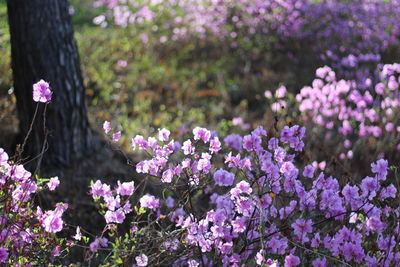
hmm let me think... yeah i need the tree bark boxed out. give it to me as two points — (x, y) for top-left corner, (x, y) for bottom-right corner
(7, 0), (93, 168)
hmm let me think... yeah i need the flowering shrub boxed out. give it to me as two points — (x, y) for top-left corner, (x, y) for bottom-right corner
(296, 63), (400, 159)
(0, 148), (68, 265)
(2, 79), (400, 266)
(122, 125), (399, 266)
(92, 0), (400, 83)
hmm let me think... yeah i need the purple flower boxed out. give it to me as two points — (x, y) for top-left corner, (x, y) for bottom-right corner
(370, 159), (388, 180)
(140, 194), (159, 210)
(52, 246), (61, 257)
(42, 211), (63, 233)
(312, 257), (327, 267)
(232, 217), (246, 233)
(243, 134), (262, 152)
(33, 80), (52, 103)
(132, 135), (149, 150)
(342, 242), (364, 263)
(187, 259), (199, 267)
(117, 59), (127, 67)
(136, 253), (148, 266)
(366, 216), (386, 233)
(89, 240), (99, 252)
(230, 181), (252, 199)
(91, 180), (112, 198)
(284, 254), (300, 267)
(280, 161), (298, 179)
(197, 153), (212, 174)
(255, 249), (264, 265)
(213, 169), (235, 186)
(103, 121), (111, 134)
(104, 209), (125, 224)
(182, 139), (195, 155)
(274, 147), (286, 162)
(166, 196), (175, 208)
(161, 169), (174, 183)
(360, 177), (380, 200)
(0, 148), (9, 165)
(276, 85), (287, 98)
(311, 233), (321, 248)
(380, 184), (397, 199)
(292, 219), (313, 243)
(193, 127), (211, 143)
(116, 180), (135, 196)
(209, 136), (221, 154)
(224, 134), (243, 152)
(112, 131), (121, 141)
(302, 165), (315, 178)
(47, 176), (60, 191)
(73, 226), (82, 241)
(267, 237), (288, 254)
(158, 128), (170, 142)
(0, 247), (8, 263)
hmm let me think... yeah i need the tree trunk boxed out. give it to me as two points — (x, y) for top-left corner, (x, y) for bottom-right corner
(7, 0), (93, 168)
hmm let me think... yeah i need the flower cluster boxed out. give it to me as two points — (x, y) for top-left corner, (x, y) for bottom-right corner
(128, 125), (400, 266)
(0, 149), (66, 265)
(297, 63), (400, 158)
(33, 79), (52, 103)
(90, 179), (135, 224)
(3, 79), (400, 265)
(93, 0), (400, 83)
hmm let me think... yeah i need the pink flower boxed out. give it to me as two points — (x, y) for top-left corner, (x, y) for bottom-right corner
(90, 237), (108, 252)
(33, 80), (52, 103)
(47, 176), (60, 191)
(140, 33), (149, 43)
(132, 135), (148, 150)
(158, 128), (170, 142)
(0, 148), (8, 165)
(284, 254), (300, 267)
(52, 246), (61, 257)
(104, 209), (125, 224)
(136, 253), (148, 266)
(7, 164), (31, 182)
(161, 169), (174, 183)
(187, 259), (199, 267)
(103, 121), (111, 134)
(117, 59), (127, 67)
(182, 140), (195, 155)
(209, 136), (221, 154)
(255, 249), (264, 265)
(140, 194), (159, 210)
(193, 127), (211, 143)
(275, 85), (287, 98)
(116, 181), (135, 196)
(91, 180), (112, 198)
(232, 117), (244, 126)
(73, 226), (82, 241)
(42, 211), (63, 233)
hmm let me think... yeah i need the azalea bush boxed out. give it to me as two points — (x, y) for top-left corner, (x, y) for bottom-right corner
(0, 147), (68, 265)
(2, 79), (400, 266)
(295, 63), (400, 161)
(92, 0), (400, 85)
